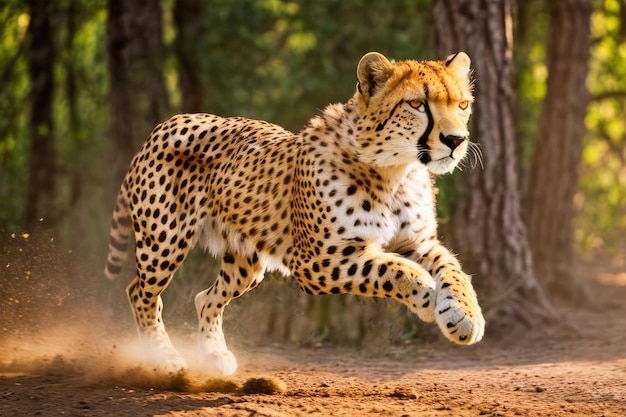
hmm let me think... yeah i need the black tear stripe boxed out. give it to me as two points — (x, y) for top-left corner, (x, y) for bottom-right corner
(417, 101), (434, 164)
(376, 100), (404, 132)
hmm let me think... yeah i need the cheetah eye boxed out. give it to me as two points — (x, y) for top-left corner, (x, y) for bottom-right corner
(459, 100), (469, 110)
(408, 100), (425, 113)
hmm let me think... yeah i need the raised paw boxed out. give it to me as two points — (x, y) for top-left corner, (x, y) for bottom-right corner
(435, 278), (485, 345)
(201, 350), (238, 376)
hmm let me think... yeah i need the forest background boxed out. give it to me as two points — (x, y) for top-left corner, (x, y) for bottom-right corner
(0, 0), (625, 346)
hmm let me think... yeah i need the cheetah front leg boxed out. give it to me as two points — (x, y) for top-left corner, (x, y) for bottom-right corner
(194, 251), (265, 376)
(412, 242), (485, 344)
(294, 244), (437, 323)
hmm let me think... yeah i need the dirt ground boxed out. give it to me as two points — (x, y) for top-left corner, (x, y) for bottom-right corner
(1, 239), (625, 416)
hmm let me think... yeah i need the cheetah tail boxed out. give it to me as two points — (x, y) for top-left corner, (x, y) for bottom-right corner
(104, 188), (132, 280)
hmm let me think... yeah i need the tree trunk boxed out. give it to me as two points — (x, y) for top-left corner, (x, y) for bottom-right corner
(106, 0), (170, 186)
(64, 0), (82, 208)
(526, 0), (592, 302)
(432, 0), (554, 327)
(25, 0), (56, 225)
(173, 0), (206, 114)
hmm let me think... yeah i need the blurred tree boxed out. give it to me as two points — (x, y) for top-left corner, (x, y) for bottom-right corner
(578, 0), (626, 249)
(432, 0), (554, 326)
(61, 0), (81, 208)
(173, 0), (205, 114)
(526, 0), (592, 302)
(0, 1), (30, 229)
(106, 0), (170, 186)
(25, 0), (57, 224)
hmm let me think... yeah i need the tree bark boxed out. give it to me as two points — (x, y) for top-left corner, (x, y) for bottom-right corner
(106, 0), (170, 186)
(173, 0), (206, 114)
(526, 0), (592, 302)
(25, 0), (56, 225)
(432, 0), (554, 327)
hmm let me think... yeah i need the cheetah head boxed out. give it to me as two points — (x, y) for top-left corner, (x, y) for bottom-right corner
(354, 52), (474, 174)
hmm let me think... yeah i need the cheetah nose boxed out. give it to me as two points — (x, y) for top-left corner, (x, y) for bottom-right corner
(440, 133), (466, 151)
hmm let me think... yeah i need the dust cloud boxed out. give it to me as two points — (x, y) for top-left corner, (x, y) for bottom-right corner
(0, 228), (284, 395)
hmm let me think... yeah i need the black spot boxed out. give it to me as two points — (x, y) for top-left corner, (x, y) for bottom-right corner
(224, 253), (235, 264)
(362, 261), (372, 277)
(347, 185), (357, 195)
(362, 200), (371, 211)
(331, 267), (340, 281)
(378, 264), (387, 276)
(342, 246), (356, 256)
(382, 281), (393, 292)
(347, 263), (358, 276)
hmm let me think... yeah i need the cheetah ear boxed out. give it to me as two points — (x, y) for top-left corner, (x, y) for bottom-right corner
(444, 52), (471, 81)
(357, 52), (392, 102)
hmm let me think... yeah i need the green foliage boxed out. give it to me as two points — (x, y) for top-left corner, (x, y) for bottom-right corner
(172, 0), (432, 132)
(512, 0), (626, 251)
(578, 0), (626, 250)
(513, 0), (549, 188)
(0, 2), (29, 229)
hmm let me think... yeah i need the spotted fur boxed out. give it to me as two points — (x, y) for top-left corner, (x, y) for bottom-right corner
(105, 52), (485, 375)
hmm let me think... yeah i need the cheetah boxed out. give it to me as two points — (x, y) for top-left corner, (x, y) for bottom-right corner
(105, 52), (485, 376)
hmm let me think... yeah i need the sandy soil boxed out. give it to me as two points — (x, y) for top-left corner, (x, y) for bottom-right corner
(1, 235), (625, 416)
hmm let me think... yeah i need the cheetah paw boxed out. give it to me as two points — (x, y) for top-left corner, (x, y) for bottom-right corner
(435, 286), (485, 345)
(201, 350), (238, 376)
(145, 346), (188, 373)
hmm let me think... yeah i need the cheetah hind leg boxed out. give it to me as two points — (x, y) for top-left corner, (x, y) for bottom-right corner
(194, 291), (238, 376)
(126, 278), (188, 372)
(194, 252), (266, 376)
